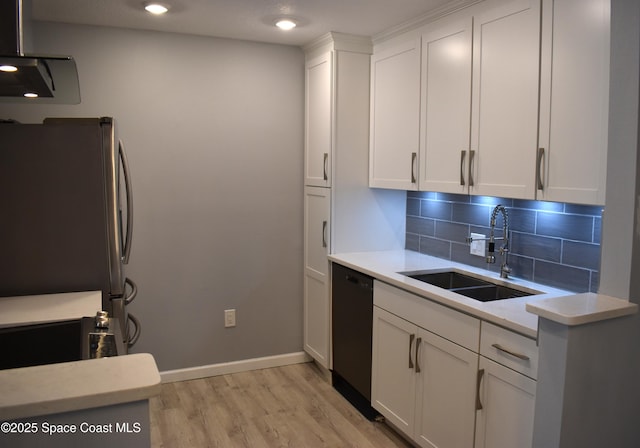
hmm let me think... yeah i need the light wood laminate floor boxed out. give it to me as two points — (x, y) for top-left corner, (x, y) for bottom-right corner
(150, 361), (412, 447)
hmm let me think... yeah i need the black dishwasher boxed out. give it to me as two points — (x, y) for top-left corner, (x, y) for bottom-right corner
(332, 263), (378, 420)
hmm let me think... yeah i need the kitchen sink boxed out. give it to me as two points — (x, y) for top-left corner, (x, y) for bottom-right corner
(449, 284), (533, 301)
(0, 316), (124, 371)
(407, 271), (492, 290)
(401, 270), (540, 302)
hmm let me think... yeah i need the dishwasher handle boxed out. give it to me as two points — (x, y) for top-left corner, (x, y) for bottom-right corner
(345, 274), (372, 290)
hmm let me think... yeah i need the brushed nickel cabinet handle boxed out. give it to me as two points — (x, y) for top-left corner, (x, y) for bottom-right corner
(415, 337), (422, 373)
(476, 368), (485, 410)
(492, 343), (530, 361)
(322, 220), (327, 248)
(411, 152), (417, 184)
(536, 147), (545, 191)
(323, 153), (328, 181)
(408, 334), (415, 369)
(460, 150), (466, 186)
(469, 150), (475, 187)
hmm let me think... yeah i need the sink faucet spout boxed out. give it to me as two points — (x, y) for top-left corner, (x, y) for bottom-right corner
(488, 204), (511, 278)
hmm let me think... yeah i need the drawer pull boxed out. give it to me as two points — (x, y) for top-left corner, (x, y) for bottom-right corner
(492, 343), (530, 361)
(409, 334), (415, 369)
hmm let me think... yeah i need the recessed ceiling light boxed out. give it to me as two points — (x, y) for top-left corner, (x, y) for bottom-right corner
(24, 92), (38, 98)
(275, 19), (297, 31)
(145, 3), (169, 15)
(0, 65), (18, 72)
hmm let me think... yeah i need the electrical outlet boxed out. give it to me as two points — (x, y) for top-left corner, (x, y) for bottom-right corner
(470, 233), (486, 257)
(224, 309), (236, 328)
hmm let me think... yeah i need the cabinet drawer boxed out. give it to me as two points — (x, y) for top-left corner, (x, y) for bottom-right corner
(374, 280), (480, 351)
(480, 322), (538, 379)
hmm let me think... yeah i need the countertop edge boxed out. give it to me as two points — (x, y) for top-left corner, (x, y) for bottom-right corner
(525, 293), (639, 326)
(0, 291), (102, 328)
(329, 250), (574, 339)
(0, 353), (161, 421)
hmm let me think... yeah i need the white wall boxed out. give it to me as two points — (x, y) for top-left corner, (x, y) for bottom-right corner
(0, 22), (305, 371)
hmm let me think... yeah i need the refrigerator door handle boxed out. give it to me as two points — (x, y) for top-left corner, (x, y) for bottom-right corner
(127, 312), (141, 348)
(119, 139), (134, 264)
(124, 277), (138, 305)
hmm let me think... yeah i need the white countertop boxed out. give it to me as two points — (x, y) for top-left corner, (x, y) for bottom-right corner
(526, 293), (638, 325)
(0, 353), (161, 421)
(329, 250), (573, 338)
(0, 291), (102, 328)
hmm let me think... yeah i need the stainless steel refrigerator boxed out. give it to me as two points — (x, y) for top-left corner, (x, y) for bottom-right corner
(0, 117), (139, 349)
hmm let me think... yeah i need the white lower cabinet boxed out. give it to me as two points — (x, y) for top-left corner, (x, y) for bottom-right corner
(371, 307), (417, 436)
(372, 288), (478, 448)
(474, 357), (537, 448)
(372, 282), (539, 448)
(414, 329), (478, 448)
(476, 321), (539, 448)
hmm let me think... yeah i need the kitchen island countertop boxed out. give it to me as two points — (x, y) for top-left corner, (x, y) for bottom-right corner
(0, 291), (102, 328)
(0, 353), (161, 421)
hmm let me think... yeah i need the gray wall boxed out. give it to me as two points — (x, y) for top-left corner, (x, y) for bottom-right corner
(0, 22), (305, 371)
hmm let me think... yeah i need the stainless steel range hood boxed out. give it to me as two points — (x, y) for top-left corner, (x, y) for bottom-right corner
(0, 0), (80, 104)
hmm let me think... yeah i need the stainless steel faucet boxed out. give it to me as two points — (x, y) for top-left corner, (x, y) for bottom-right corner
(466, 204), (511, 278)
(488, 205), (511, 278)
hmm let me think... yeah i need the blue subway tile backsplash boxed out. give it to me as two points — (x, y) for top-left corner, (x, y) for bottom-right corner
(406, 192), (603, 293)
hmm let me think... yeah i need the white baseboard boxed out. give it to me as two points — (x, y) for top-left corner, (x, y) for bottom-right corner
(160, 351), (313, 383)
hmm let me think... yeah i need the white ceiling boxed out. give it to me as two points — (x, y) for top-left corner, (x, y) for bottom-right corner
(30, 0), (474, 47)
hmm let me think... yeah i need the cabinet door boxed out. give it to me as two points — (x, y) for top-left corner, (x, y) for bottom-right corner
(420, 17), (473, 194)
(414, 329), (478, 448)
(369, 38), (421, 190)
(470, 0), (540, 199)
(303, 187), (331, 367)
(537, 0), (609, 205)
(372, 306), (418, 436)
(475, 357), (537, 448)
(305, 52), (332, 187)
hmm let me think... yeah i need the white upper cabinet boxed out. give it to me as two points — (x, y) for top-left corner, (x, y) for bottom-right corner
(376, 0), (541, 199)
(369, 38), (421, 190)
(537, 0), (610, 205)
(469, 0), (541, 199)
(419, 17), (473, 194)
(305, 52), (332, 187)
(371, 0), (608, 205)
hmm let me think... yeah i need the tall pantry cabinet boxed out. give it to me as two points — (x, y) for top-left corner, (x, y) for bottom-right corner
(303, 33), (405, 370)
